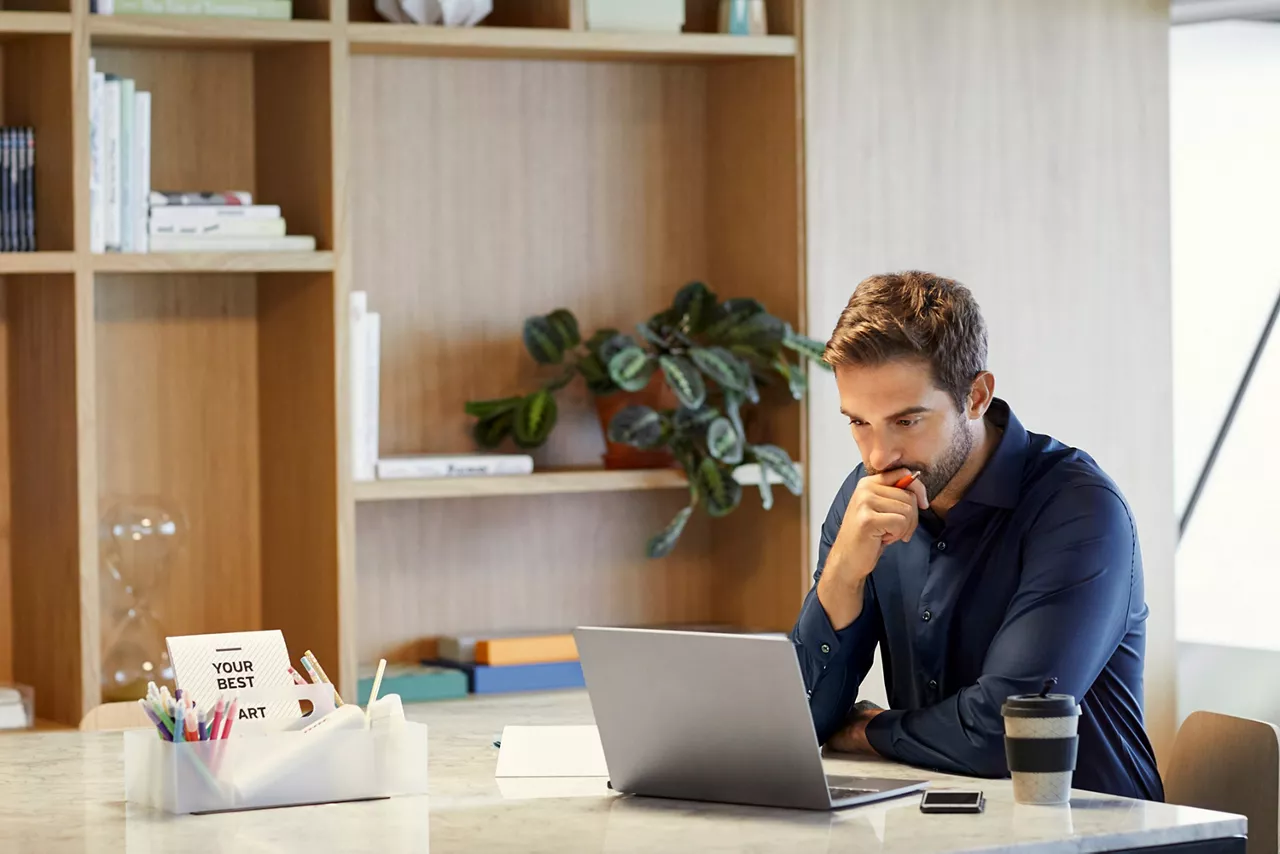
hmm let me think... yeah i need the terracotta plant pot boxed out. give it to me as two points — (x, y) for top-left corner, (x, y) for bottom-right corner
(594, 373), (680, 470)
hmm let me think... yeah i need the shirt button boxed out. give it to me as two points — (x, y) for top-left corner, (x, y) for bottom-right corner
(936, 541), (948, 552)
(820, 643), (830, 654)
(921, 609), (932, 622)
(928, 679), (939, 691)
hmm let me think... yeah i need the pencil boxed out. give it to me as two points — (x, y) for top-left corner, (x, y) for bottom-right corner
(304, 649), (344, 706)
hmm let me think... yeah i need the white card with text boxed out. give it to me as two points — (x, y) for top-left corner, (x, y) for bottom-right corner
(166, 629), (301, 723)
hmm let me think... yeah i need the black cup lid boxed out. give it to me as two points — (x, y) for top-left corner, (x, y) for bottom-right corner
(1001, 678), (1080, 718)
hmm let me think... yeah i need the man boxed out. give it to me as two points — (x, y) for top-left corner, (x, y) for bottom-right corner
(791, 271), (1163, 801)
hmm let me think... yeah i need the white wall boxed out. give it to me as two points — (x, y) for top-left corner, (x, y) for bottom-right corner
(1170, 21), (1280, 723)
(803, 0), (1178, 756)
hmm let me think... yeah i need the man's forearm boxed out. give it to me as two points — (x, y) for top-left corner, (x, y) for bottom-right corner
(815, 571), (868, 632)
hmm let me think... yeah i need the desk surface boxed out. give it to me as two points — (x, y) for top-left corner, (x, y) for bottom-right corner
(0, 690), (1246, 854)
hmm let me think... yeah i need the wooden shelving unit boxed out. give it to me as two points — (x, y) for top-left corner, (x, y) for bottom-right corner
(0, 0), (811, 727)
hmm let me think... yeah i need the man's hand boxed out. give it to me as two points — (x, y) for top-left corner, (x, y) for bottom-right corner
(816, 469), (929, 629)
(826, 702), (885, 756)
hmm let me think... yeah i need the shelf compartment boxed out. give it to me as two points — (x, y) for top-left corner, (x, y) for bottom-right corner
(93, 251), (334, 273)
(347, 24), (795, 61)
(89, 16), (334, 48)
(0, 11), (71, 37)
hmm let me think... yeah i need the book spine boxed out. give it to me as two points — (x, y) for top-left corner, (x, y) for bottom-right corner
(2, 129), (10, 253)
(362, 310), (381, 480)
(146, 234), (316, 252)
(149, 218), (286, 237)
(374, 456), (534, 479)
(103, 76), (121, 252)
(118, 77), (134, 253)
(349, 291), (370, 481)
(89, 63), (104, 254)
(149, 204), (282, 224)
(23, 128), (34, 252)
(133, 91), (151, 254)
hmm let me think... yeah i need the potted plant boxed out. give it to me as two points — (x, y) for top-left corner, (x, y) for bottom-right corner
(463, 281), (830, 557)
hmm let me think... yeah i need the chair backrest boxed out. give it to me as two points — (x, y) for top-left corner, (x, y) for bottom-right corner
(79, 701), (150, 732)
(1164, 710), (1280, 854)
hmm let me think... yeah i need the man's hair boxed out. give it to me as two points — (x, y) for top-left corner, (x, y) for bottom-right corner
(823, 271), (988, 411)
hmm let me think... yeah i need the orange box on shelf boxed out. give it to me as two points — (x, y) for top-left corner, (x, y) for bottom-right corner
(474, 635), (578, 666)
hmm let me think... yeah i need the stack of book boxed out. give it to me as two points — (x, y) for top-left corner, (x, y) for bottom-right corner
(92, 0), (292, 19)
(430, 631), (583, 695)
(0, 128), (35, 252)
(144, 192), (315, 253)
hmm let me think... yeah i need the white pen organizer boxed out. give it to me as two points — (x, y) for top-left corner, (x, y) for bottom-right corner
(125, 632), (424, 814)
(125, 684), (427, 814)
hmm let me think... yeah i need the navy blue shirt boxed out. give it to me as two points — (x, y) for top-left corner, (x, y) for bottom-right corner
(791, 398), (1163, 801)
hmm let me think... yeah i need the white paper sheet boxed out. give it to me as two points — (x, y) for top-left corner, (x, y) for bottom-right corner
(494, 724), (608, 777)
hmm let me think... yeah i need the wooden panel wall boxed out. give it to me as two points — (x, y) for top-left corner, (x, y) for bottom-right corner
(354, 493), (717, 662)
(0, 283), (10, 684)
(802, 0), (1176, 756)
(704, 56), (806, 631)
(94, 276), (263, 646)
(89, 46), (256, 196)
(348, 55), (715, 655)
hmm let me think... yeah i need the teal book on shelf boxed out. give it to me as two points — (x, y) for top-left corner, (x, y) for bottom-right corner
(356, 663), (468, 704)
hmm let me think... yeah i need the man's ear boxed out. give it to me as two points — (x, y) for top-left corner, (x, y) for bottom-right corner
(967, 372), (995, 420)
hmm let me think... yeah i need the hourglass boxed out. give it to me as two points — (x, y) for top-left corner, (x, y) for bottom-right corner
(99, 497), (187, 703)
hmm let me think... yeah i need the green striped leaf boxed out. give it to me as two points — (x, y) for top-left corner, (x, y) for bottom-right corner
(723, 389), (745, 440)
(522, 315), (563, 364)
(773, 355), (807, 400)
(577, 353), (615, 394)
(636, 320), (668, 347)
(658, 355), (705, 409)
(706, 416), (743, 464)
(585, 328), (620, 355)
(473, 409), (515, 449)
(724, 311), (786, 348)
(646, 504), (693, 559)
(463, 395), (522, 420)
(607, 346), (654, 392)
(782, 327), (831, 368)
(673, 405), (718, 437)
(689, 346), (749, 392)
(513, 389), (557, 448)
(673, 281), (716, 332)
(749, 443), (802, 496)
(607, 405), (665, 448)
(696, 456), (742, 518)
(598, 333), (637, 365)
(703, 297), (765, 339)
(546, 309), (581, 349)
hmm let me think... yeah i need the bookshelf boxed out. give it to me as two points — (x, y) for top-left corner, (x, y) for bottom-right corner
(0, 0), (810, 727)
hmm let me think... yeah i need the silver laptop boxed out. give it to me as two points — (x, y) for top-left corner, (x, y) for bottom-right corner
(573, 625), (930, 811)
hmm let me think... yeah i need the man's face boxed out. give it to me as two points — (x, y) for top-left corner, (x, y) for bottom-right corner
(834, 358), (974, 500)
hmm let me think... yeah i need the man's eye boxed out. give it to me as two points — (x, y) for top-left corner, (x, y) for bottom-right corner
(898, 419), (918, 427)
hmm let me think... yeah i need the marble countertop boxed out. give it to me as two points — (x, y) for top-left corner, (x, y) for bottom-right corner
(0, 690), (1245, 853)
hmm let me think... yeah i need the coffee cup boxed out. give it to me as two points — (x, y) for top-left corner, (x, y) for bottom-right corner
(1001, 678), (1080, 805)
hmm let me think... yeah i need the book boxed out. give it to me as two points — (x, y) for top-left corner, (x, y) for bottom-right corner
(0, 127), (37, 253)
(102, 75), (121, 251)
(149, 190), (253, 206)
(349, 291), (381, 481)
(89, 61), (105, 254)
(150, 217), (286, 237)
(355, 663), (468, 704)
(150, 204), (282, 225)
(437, 630), (576, 665)
(147, 234), (317, 252)
(374, 453), (533, 480)
(133, 92), (151, 253)
(102, 0), (293, 18)
(461, 661), (585, 694)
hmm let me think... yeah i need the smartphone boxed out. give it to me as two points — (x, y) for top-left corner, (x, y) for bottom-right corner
(919, 790), (985, 814)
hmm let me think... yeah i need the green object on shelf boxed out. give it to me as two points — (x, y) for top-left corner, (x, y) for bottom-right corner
(462, 280), (830, 559)
(106, 0), (293, 19)
(355, 663), (468, 704)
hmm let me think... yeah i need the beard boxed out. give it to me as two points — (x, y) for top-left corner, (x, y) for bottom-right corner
(867, 420), (973, 501)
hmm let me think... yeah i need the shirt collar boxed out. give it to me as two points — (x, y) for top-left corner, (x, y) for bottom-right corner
(957, 397), (1028, 509)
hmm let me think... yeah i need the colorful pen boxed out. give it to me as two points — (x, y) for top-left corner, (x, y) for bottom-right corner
(174, 701), (186, 742)
(209, 698), (225, 741)
(137, 698), (173, 741)
(221, 698), (238, 739)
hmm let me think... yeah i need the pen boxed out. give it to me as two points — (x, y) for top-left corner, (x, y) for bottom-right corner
(174, 701), (186, 743)
(304, 650), (344, 706)
(209, 698), (225, 742)
(221, 698), (238, 739)
(893, 470), (922, 489)
(288, 666), (308, 687)
(137, 699), (173, 741)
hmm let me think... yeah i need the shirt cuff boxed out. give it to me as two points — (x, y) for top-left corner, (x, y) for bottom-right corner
(794, 587), (864, 662)
(864, 708), (904, 759)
